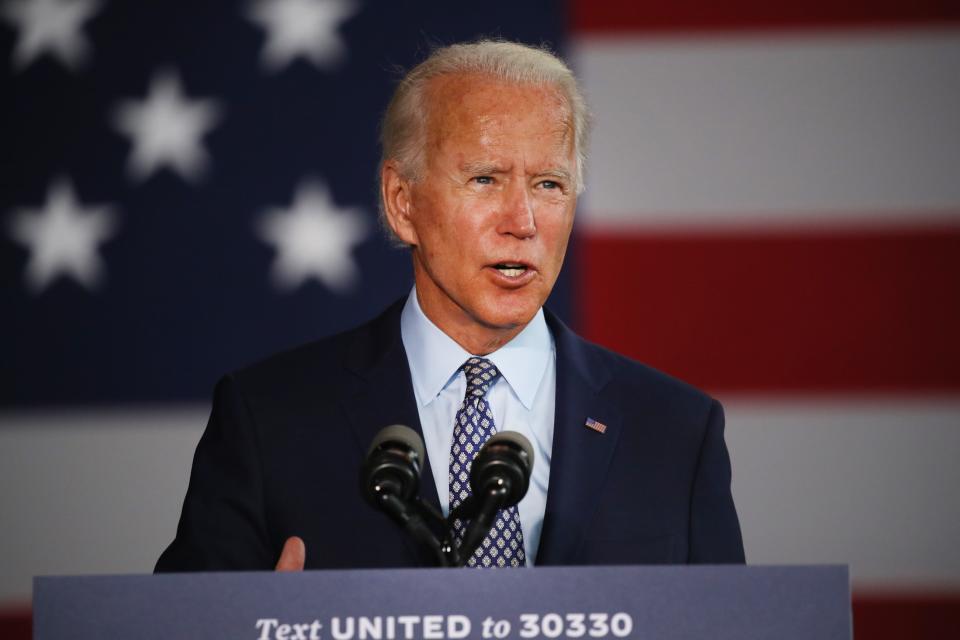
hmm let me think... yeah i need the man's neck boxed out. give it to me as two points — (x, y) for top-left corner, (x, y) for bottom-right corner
(414, 288), (527, 356)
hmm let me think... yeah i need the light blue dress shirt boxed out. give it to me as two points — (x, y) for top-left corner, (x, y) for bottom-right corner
(400, 288), (556, 565)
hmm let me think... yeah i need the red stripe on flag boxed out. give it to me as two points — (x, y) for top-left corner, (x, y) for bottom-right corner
(576, 226), (960, 393)
(854, 592), (960, 637)
(0, 607), (30, 640)
(572, 0), (960, 33)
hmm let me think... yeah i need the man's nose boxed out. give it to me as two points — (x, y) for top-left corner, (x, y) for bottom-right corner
(497, 182), (536, 239)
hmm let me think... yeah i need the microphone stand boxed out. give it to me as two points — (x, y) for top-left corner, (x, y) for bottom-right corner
(382, 485), (511, 568)
(446, 483), (511, 567)
(370, 479), (453, 567)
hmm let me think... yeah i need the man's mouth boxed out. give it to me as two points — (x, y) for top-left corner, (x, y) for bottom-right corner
(493, 263), (529, 278)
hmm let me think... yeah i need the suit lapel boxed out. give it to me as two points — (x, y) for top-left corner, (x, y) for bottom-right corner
(339, 300), (442, 532)
(536, 311), (623, 565)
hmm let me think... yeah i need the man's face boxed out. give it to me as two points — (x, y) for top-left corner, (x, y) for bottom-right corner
(388, 74), (577, 353)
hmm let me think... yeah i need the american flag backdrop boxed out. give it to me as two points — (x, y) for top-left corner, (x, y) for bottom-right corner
(1, 0), (571, 406)
(2, 1), (959, 637)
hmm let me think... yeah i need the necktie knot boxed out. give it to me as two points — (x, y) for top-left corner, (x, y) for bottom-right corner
(461, 357), (500, 398)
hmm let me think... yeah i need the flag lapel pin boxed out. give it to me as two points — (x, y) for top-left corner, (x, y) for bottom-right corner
(585, 417), (607, 434)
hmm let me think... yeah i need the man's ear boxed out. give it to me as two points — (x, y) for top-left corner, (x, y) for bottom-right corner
(381, 160), (418, 246)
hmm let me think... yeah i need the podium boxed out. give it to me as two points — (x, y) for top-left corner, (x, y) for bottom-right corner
(34, 565), (850, 639)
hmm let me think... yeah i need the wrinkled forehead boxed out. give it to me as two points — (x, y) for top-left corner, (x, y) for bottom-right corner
(422, 73), (574, 156)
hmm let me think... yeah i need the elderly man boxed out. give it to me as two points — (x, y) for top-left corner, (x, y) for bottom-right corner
(156, 40), (744, 572)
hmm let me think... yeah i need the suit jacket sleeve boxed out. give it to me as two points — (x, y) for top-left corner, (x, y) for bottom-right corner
(155, 375), (274, 572)
(690, 399), (745, 563)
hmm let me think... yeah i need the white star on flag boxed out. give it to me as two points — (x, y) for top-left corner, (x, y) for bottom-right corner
(112, 69), (222, 182)
(247, 0), (357, 72)
(1, 0), (101, 71)
(256, 178), (368, 292)
(6, 177), (117, 293)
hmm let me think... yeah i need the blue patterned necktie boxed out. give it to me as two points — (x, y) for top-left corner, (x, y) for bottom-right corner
(448, 357), (526, 567)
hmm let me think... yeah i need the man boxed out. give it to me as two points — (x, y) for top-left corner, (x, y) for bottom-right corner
(156, 40), (744, 572)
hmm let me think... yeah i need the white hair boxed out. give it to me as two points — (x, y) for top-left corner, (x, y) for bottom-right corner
(378, 39), (590, 242)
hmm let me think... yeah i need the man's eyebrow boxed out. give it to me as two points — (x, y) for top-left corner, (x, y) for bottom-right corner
(537, 168), (572, 181)
(460, 162), (573, 181)
(461, 161), (504, 174)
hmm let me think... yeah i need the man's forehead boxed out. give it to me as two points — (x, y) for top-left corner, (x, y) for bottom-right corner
(423, 73), (574, 152)
(425, 73), (570, 127)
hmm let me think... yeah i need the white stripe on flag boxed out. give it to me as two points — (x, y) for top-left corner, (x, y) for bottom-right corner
(725, 395), (960, 589)
(574, 28), (960, 229)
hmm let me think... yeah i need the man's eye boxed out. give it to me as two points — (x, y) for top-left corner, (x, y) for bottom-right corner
(540, 180), (560, 190)
(473, 176), (494, 185)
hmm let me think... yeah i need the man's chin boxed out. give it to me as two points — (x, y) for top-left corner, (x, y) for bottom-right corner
(472, 297), (542, 332)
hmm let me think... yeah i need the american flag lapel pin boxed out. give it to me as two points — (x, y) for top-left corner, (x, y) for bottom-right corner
(585, 417), (607, 434)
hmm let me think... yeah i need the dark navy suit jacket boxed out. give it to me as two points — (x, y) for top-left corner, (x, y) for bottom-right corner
(156, 300), (744, 571)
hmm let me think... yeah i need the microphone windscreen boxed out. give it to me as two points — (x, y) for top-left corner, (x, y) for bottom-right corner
(369, 424), (426, 464)
(486, 431), (534, 470)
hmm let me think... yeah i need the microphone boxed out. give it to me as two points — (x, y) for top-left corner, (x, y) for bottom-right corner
(360, 424), (425, 507)
(360, 425), (449, 566)
(452, 431), (534, 565)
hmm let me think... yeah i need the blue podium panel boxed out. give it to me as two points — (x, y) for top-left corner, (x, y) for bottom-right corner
(35, 565), (850, 640)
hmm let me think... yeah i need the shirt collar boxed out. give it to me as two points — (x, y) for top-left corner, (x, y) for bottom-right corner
(400, 287), (553, 411)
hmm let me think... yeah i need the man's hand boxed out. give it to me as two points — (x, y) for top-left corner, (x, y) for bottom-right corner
(275, 536), (306, 571)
